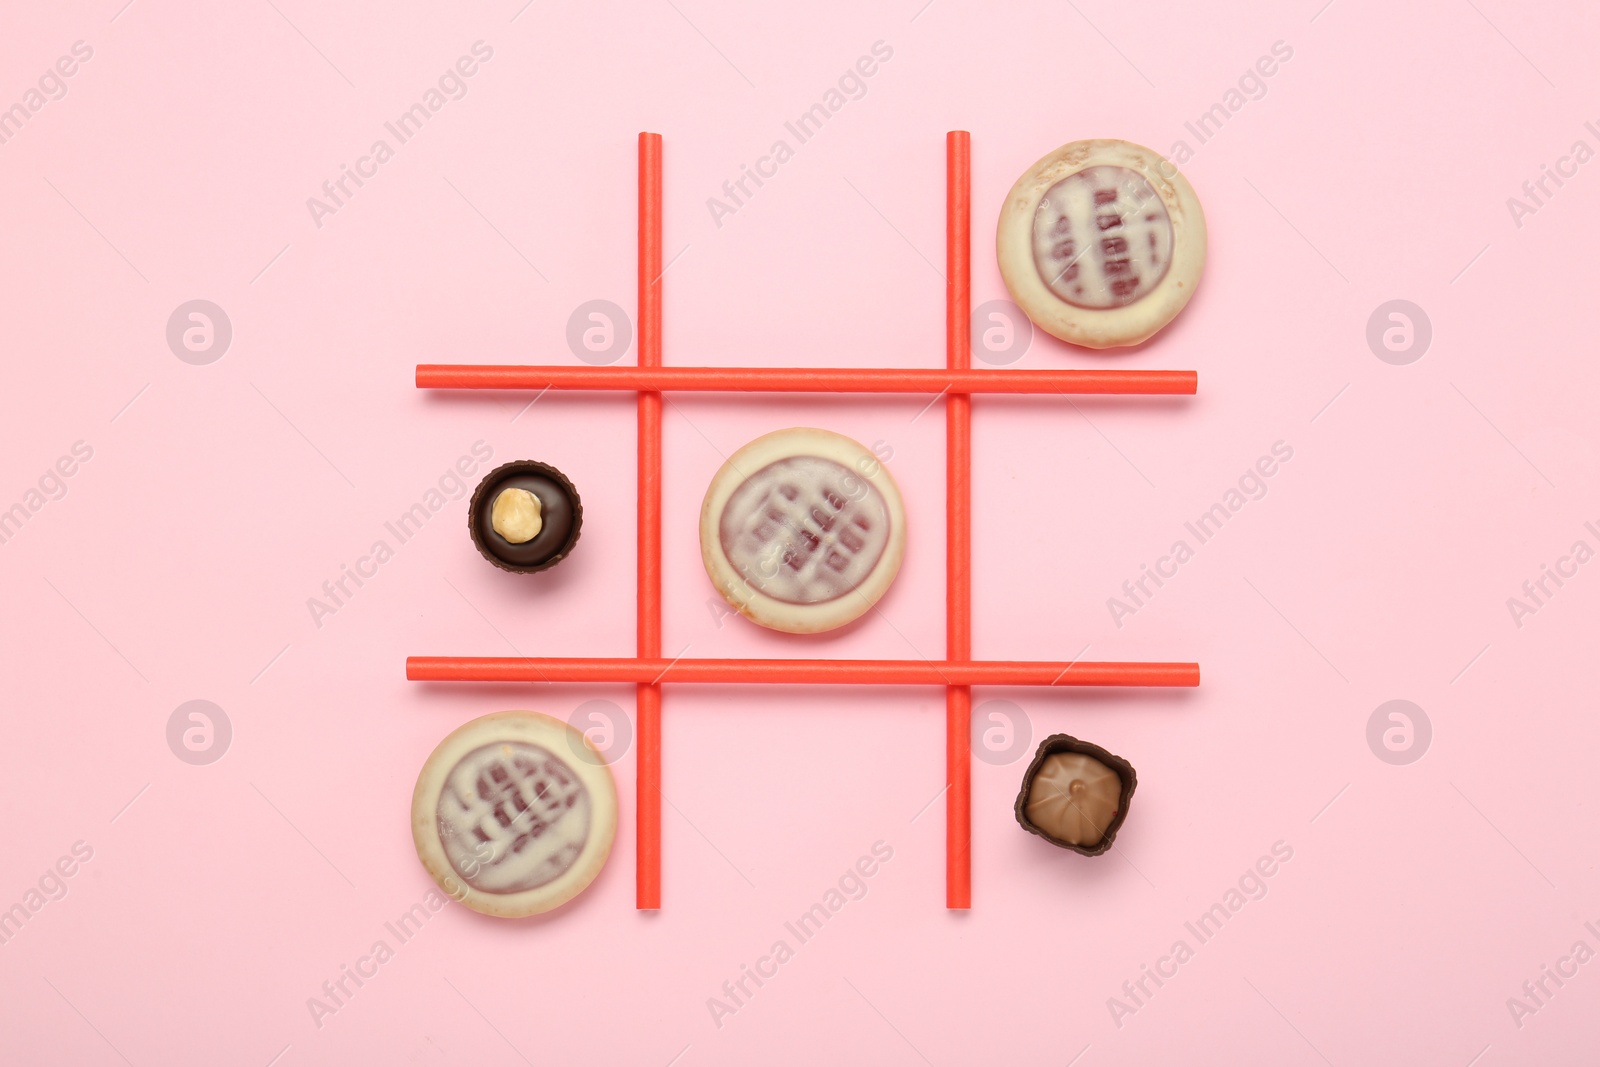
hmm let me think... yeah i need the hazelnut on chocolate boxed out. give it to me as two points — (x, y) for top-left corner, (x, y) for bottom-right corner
(491, 487), (543, 543)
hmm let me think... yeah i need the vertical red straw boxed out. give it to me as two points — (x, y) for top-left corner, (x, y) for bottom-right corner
(945, 131), (972, 910)
(637, 132), (664, 910)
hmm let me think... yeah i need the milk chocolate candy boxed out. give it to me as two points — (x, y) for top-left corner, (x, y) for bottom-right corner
(700, 428), (906, 634)
(997, 139), (1206, 349)
(468, 460), (582, 573)
(412, 711), (618, 917)
(1014, 734), (1137, 856)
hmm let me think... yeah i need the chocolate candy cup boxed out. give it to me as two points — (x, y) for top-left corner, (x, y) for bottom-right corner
(468, 460), (582, 573)
(1014, 733), (1138, 857)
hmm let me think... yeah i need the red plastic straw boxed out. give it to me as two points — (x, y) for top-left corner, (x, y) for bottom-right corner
(636, 132), (663, 911)
(946, 131), (972, 910)
(407, 657), (1201, 687)
(415, 365), (1196, 395)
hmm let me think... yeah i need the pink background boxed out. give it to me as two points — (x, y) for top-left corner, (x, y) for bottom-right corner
(2, 0), (1597, 1063)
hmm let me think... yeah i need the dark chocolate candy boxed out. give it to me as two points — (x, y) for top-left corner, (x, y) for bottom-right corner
(469, 460), (582, 573)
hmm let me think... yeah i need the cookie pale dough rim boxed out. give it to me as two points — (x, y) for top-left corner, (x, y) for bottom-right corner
(467, 459), (584, 574)
(996, 139), (1207, 350)
(411, 710), (618, 918)
(1013, 732), (1138, 857)
(699, 427), (907, 635)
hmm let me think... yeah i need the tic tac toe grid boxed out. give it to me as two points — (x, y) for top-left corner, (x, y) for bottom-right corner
(407, 132), (1201, 910)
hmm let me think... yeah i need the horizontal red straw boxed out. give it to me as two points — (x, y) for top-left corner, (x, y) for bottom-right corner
(416, 365), (1196, 395)
(407, 657), (1200, 688)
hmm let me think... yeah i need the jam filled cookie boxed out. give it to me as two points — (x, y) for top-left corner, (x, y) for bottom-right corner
(700, 428), (905, 634)
(998, 139), (1206, 349)
(412, 711), (617, 917)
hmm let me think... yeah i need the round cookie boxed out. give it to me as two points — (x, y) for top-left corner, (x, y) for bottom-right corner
(700, 428), (906, 634)
(411, 711), (617, 917)
(997, 139), (1206, 349)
